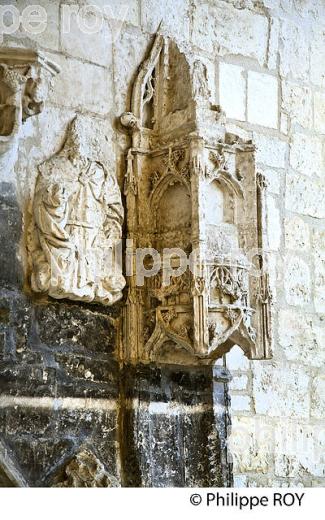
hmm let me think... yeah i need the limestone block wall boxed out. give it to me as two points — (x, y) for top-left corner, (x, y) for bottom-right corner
(0, 0), (324, 486)
(211, 1), (325, 487)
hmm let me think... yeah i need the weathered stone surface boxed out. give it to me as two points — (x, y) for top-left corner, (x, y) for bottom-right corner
(280, 112), (289, 135)
(310, 26), (325, 88)
(0, 333), (5, 358)
(226, 345), (250, 371)
(141, 0), (190, 39)
(267, 17), (280, 70)
(0, 407), (52, 436)
(280, 0), (325, 19)
(285, 172), (325, 218)
(278, 309), (325, 367)
(3, 0), (60, 51)
(274, 422), (325, 478)
(284, 255), (311, 306)
(61, 9), (113, 66)
(233, 474), (248, 487)
(253, 364), (310, 418)
(55, 353), (118, 392)
(192, 2), (268, 65)
(95, 0), (140, 27)
(4, 436), (74, 486)
(279, 20), (310, 82)
(313, 227), (325, 250)
(254, 133), (287, 168)
(0, 467), (16, 487)
(314, 91), (325, 134)
(281, 81), (313, 129)
(285, 216), (310, 251)
(53, 448), (119, 487)
(0, 285), (121, 485)
(264, 0), (280, 7)
(0, 184), (23, 289)
(274, 454), (302, 479)
(48, 54), (111, 114)
(230, 416), (273, 474)
(112, 28), (151, 114)
(311, 375), (325, 419)
(260, 168), (281, 194)
(314, 249), (325, 312)
(229, 375), (248, 391)
(0, 290), (120, 399)
(289, 133), (324, 176)
(35, 304), (117, 354)
(121, 364), (232, 487)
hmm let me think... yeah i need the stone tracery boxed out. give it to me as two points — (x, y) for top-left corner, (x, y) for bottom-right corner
(121, 33), (273, 364)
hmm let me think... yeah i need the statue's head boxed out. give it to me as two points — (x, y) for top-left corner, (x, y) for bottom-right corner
(64, 116), (90, 160)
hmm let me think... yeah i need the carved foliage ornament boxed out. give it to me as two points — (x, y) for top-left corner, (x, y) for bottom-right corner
(29, 116), (125, 305)
(53, 449), (119, 488)
(0, 48), (60, 173)
(121, 33), (273, 365)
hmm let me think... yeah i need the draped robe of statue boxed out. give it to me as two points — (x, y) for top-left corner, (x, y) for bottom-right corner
(30, 122), (125, 305)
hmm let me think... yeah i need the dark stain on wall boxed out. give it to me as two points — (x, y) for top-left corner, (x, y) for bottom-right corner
(0, 181), (232, 487)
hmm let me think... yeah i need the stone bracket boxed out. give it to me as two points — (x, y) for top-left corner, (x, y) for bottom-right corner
(0, 47), (60, 175)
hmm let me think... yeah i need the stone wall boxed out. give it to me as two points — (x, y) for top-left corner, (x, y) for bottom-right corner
(210, 0), (325, 487)
(0, 0), (324, 486)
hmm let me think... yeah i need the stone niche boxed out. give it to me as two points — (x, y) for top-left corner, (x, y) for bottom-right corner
(121, 34), (273, 367)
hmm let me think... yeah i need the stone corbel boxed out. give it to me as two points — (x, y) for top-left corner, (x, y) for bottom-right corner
(0, 48), (60, 174)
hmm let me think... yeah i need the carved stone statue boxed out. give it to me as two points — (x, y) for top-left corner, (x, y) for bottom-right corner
(53, 449), (119, 487)
(29, 117), (125, 305)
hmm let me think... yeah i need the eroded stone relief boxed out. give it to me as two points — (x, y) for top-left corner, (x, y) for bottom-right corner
(0, 48), (60, 175)
(53, 449), (119, 487)
(121, 33), (273, 365)
(29, 116), (125, 305)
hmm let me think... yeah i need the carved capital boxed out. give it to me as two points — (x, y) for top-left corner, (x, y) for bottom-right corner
(0, 48), (60, 174)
